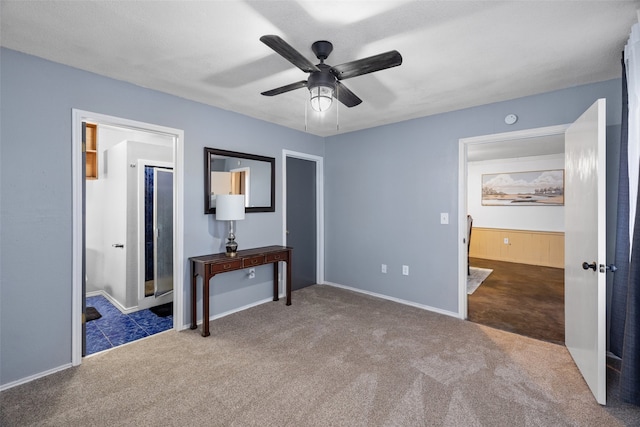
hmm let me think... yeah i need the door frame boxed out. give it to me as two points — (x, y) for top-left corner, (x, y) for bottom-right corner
(457, 124), (569, 319)
(71, 109), (185, 366)
(282, 150), (325, 286)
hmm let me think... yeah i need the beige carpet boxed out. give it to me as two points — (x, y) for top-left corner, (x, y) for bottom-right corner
(1, 285), (636, 426)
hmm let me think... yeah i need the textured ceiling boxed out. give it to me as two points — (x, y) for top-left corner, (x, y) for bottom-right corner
(467, 134), (565, 162)
(1, 1), (638, 137)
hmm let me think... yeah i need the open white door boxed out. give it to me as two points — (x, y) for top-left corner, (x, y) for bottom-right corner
(564, 98), (606, 405)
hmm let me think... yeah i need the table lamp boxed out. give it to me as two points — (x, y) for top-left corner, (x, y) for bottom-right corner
(216, 194), (245, 257)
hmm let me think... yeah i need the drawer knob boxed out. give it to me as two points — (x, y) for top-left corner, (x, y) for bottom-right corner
(252, 259), (258, 264)
(224, 264), (232, 269)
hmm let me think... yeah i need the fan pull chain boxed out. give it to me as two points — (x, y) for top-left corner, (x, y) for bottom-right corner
(336, 85), (340, 132)
(304, 98), (308, 132)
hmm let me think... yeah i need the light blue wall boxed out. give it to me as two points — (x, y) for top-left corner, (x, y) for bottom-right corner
(323, 79), (622, 314)
(0, 45), (623, 388)
(0, 48), (323, 386)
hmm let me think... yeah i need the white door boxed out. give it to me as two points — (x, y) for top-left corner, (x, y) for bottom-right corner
(564, 98), (606, 404)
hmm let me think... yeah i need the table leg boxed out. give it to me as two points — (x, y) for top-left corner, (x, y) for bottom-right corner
(286, 256), (292, 306)
(273, 262), (279, 301)
(202, 274), (211, 337)
(190, 263), (197, 330)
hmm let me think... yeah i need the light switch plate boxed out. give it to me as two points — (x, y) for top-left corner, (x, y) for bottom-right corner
(440, 213), (449, 224)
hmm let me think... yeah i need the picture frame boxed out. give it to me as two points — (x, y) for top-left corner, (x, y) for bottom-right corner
(481, 169), (564, 206)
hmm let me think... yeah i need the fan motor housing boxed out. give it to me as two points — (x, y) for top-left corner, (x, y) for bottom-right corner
(307, 69), (336, 90)
(311, 40), (333, 61)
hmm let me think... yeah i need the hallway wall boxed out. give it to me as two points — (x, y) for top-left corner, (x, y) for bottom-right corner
(467, 154), (565, 231)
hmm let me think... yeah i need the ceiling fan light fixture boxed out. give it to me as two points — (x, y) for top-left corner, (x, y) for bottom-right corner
(310, 84), (333, 112)
(259, 35), (402, 112)
(307, 71), (335, 112)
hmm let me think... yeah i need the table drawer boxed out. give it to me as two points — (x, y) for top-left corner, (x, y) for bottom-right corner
(243, 255), (266, 268)
(211, 259), (242, 274)
(266, 251), (288, 263)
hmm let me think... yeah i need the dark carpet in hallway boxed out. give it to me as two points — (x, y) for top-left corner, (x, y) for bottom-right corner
(468, 257), (564, 345)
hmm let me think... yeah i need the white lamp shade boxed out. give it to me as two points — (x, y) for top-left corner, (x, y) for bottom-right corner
(216, 194), (245, 220)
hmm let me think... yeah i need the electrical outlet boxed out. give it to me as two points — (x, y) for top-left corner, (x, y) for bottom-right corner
(381, 264), (387, 273)
(248, 268), (255, 279)
(402, 265), (409, 276)
(503, 237), (509, 245)
(440, 213), (449, 225)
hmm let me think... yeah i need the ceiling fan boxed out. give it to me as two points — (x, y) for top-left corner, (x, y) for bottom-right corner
(260, 35), (403, 112)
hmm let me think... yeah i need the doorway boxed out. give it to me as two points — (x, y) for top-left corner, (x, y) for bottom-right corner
(282, 150), (324, 292)
(85, 126), (175, 354)
(458, 125), (569, 322)
(462, 130), (566, 343)
(72, 110), (184, 366)
(460, 103), (608, 405)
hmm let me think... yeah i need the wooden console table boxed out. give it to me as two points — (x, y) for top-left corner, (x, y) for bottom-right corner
(190, 245), (292, 337)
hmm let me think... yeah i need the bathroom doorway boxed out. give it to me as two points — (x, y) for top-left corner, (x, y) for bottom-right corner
(84, 124), (175, 355)
(72, 110), (184, 364)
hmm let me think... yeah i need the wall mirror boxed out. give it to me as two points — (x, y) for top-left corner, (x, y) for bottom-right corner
(204, 147), (275, 214)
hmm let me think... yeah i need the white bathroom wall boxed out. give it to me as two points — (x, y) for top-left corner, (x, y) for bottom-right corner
(85, 125), (173, 307)
(467, 154), (565, 232)
(102, 142), (128, 305)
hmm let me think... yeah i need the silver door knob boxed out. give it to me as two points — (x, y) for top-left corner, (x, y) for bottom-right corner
(599, 264), (617, 273)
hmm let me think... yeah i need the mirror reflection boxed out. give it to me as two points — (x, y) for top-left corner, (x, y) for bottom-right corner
(204, 147), (275, 214)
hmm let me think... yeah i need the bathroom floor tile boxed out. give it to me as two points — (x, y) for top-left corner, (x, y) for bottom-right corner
(85, 296), (173, 355)
(85, 322), (112, 354)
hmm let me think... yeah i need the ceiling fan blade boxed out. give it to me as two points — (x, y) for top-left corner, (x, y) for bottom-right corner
(261, 80), (308, 96)
(331, 50), (403, 80)
(260, 35), (320, 73)
(334, 81), (362, 107)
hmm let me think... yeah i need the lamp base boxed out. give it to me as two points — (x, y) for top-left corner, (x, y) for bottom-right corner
(225, 232), (238, 257)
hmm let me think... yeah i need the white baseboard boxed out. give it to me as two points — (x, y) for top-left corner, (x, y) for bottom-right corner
(191, 296), (276, 327)
(0, 363), (73, 392)
(322, 282), (460, 319)
(86, 290), (172, 315)
(86, 290), (132, 314)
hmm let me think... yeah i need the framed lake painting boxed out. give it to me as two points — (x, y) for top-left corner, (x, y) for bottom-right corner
(482, 169), (564, 206)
